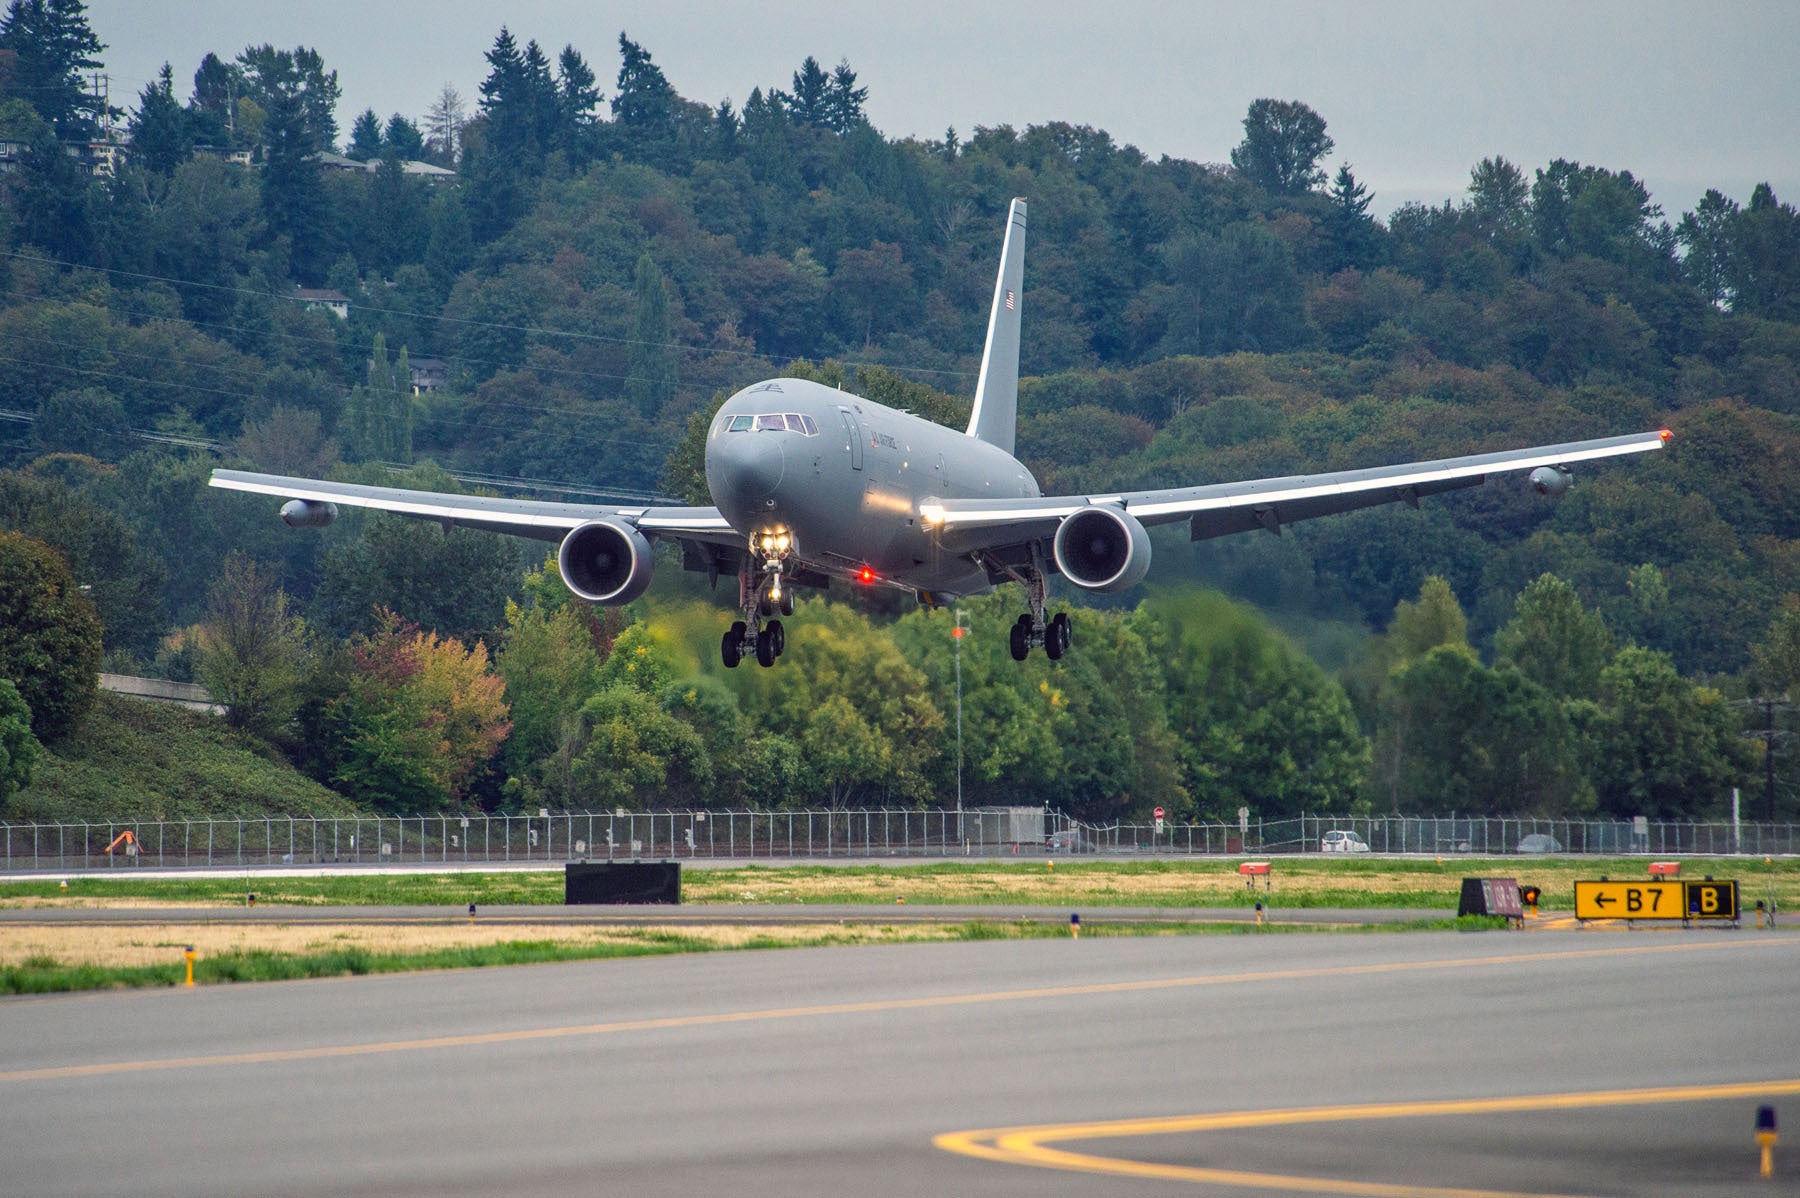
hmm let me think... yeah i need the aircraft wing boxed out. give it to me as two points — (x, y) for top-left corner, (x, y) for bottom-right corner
(922, 429), (1670, 548)
(208, 469), (738, 545)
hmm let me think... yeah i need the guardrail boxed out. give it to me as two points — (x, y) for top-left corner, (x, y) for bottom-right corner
(2, 811), (1795, 872)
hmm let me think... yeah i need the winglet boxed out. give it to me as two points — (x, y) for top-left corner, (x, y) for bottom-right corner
(966, 198), (1027, 453)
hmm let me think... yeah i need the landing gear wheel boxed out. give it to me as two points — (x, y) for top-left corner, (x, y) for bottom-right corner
(778, 590), (794, 616)
(1009, 616), (1031, 662)
(767, 619), (785, 656)
(755, 626), (778, 667)
(758, 596), (774, 618)
(1046, 612), (1071, 660)
(722, 621), (746, 668)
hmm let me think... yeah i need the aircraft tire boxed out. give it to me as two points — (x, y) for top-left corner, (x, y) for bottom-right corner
(1009, 619), (1030, 662)
(722, 621), (746, 668)
(756, 628), (778, 667)
(768, 619), (785, 655)
(1047, 612), (1071, 659)
(779, 591), (795, 616)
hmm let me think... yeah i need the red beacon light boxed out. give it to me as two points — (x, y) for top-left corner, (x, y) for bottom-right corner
(857, 566), (876, 584)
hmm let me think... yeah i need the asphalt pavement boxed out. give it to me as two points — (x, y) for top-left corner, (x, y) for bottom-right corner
(3, 927), (1798, 1196)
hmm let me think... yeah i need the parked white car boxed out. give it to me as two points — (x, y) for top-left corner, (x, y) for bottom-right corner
(1319, 829), (1371, 853)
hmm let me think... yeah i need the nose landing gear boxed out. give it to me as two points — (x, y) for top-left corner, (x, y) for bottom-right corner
(722, 540), (794, 668)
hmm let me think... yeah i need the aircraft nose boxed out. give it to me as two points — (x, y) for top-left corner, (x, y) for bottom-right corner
(708, 432), (785, 514)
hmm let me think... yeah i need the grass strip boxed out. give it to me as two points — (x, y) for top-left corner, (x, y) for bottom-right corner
(0, 915), (1509, 994)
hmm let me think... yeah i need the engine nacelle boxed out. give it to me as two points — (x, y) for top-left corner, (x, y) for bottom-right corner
(1529, 465), (1574, 496)
(281, 499), (338, 528)
(1053, 506), (1152, 593)
(557, 519), (654, 605)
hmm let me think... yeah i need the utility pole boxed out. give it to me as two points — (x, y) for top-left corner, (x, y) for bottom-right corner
(953, 609), (971, 843)
(1768, 698), (1778, 824)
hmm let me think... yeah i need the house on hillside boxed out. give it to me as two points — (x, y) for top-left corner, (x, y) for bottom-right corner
(295, 288), (351, 320)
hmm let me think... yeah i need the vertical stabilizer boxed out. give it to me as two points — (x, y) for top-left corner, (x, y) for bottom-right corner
(966, 198), (1026, 452)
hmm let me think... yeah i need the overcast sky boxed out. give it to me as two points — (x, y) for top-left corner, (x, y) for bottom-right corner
(83, 0), (1798, 219)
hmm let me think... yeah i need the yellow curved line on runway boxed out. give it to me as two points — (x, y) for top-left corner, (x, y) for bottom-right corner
(936, 1078), (1800, 1197)
(1, 936), (1791, 1085)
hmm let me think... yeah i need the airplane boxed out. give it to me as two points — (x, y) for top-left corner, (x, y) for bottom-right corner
(211, 198), (1670, 668)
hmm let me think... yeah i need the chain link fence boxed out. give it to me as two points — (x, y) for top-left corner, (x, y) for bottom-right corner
(3, 809), (1796, 872)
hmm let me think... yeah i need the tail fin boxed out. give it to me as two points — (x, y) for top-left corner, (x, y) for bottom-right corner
(966, 197), (1026, 452)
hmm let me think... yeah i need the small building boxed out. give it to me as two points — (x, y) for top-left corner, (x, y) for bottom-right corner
(408, 357), (449, 394)
(295, 288), (351, 320)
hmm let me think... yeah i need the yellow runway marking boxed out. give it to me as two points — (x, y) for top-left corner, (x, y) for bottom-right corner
(1, 936), (1791, 1085)
(937, 1078), (1800, 1197)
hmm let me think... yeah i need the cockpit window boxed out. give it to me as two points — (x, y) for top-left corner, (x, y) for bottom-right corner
(725, 412), (820, 436)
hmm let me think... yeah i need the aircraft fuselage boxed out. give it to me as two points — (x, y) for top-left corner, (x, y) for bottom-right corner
(704, 376), (1039, 598)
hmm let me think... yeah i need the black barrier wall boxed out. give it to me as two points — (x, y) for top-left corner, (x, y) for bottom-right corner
(565, 862), (682, 905)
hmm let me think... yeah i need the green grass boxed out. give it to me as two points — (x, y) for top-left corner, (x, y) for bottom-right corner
(4, 692), (360, 823)
(0, 916), (1511, 995)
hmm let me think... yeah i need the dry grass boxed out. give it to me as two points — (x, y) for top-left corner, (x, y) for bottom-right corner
(0, 921), (962, 970)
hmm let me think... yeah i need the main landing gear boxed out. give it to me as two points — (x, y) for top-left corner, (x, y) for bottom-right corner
(1001, 558), (1072, 662)
(721, 539), (793, 668)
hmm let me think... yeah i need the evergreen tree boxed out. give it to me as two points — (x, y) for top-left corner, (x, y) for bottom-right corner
(383, 113), (424, 160)
(422, 83), (464, 165)
(129, 63), (190, 174)
(346, 106), (382, 160)
(626, 252), (676, 418)
(787, 55), (830, 128)
(826, 58), (867, 133)
(553, 43), (600, 160)
(612, 33), (678, 165)
(236, 44), (339, 150)
(0, 0), (109, 139)
(258, 75), (329, 280)
(1325, 162), (1379, 271)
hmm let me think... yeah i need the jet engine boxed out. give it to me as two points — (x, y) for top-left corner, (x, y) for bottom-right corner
(281, 499), (338, 528)
(558, 519), (654, 604)
(1053, 506), (1151, 593)
(1529, 465), (1574, 496)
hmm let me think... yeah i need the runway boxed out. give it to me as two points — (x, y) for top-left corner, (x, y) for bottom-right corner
(3, 929), (1797, 1196)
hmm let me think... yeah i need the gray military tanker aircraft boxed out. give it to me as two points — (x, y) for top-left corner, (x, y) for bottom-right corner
(211, 199), (1670, 668)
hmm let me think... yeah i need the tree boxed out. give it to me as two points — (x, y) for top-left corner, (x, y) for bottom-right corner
(1465, 156), (1531, 245)
(194, 551), (308, 740)
(422, 83), (464, 165)
(130, 63), (191, 174)
(1377, 646), (1592, 814)
(1385, 575), (1468, 662)
(326, 611), (510, 811)
(1146, 590), (1367, 818)
(1591, 647), (1750, 818)
(1751, 600), (1800, 700)
(552, 44), (600, 159)
(0, 0), (108, 139)
(1229, 98), (1333, 196)
(346, 107), (382, 160)
(383, 113), (423, 160)
(0, 530), (101, 741)
(0, 677), (39, 806)
(626, 252), (676, 418)
(611, 33), (678, 166)
(257, 68), (330, 280)
(494, 558), (603, 793)
(31, 387), (128, 459)
(188, 51), (239, 145)
(826, 59), (867, 133)
(235, 44), (339, 150)
(787, 56), (830, 128)
(314, 484), (521, 646)
(1325, 162), (1380, 271)
(1494, 574), (1614, 700)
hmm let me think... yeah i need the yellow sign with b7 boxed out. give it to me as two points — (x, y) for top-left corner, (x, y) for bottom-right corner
(1574, 879), (1738, 922)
